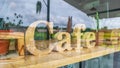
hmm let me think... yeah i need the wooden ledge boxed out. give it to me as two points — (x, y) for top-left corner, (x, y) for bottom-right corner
(0, 32), (24, 39)
(0, 45), (120, 68)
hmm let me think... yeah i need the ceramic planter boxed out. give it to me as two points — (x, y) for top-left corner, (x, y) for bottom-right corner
(0, 39), (10, 55)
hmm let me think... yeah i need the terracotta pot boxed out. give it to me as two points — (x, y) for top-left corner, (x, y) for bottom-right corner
(0, 39), (10, 55)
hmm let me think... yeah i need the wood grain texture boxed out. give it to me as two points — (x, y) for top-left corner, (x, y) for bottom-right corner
(83, 32), (96, 48)
(52, 32), (72, 53)
(25, 20), (53, 56)
(0, 45), (120, 68)
(0, 32), (24, 39)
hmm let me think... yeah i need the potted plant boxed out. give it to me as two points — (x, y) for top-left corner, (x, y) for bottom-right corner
(0, 18), (12, 55)
(0, 12), (23, 55)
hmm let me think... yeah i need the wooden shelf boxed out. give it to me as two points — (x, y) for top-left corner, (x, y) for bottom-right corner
(0, 45), (120, 68)
(0, 32), (24, 39)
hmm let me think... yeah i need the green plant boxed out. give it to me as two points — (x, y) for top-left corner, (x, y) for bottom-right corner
(95, 12), (100, 46)
(36, 1), (42, 14)
(13, 13), (23, 27)
(95, 12), (99, 32)
(0, 13), (23, 31)
(0, 18), (10, 30)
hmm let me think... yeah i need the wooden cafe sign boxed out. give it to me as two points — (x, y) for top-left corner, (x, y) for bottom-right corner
(25, 20), (119, 56)
(25, 20), (96, 56)
(0, 20), (120, 68)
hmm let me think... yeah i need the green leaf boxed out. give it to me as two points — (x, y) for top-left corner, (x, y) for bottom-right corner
(36, 1), (42, 14)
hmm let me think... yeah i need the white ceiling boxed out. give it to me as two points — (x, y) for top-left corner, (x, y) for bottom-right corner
(64, 0), (120, 18)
